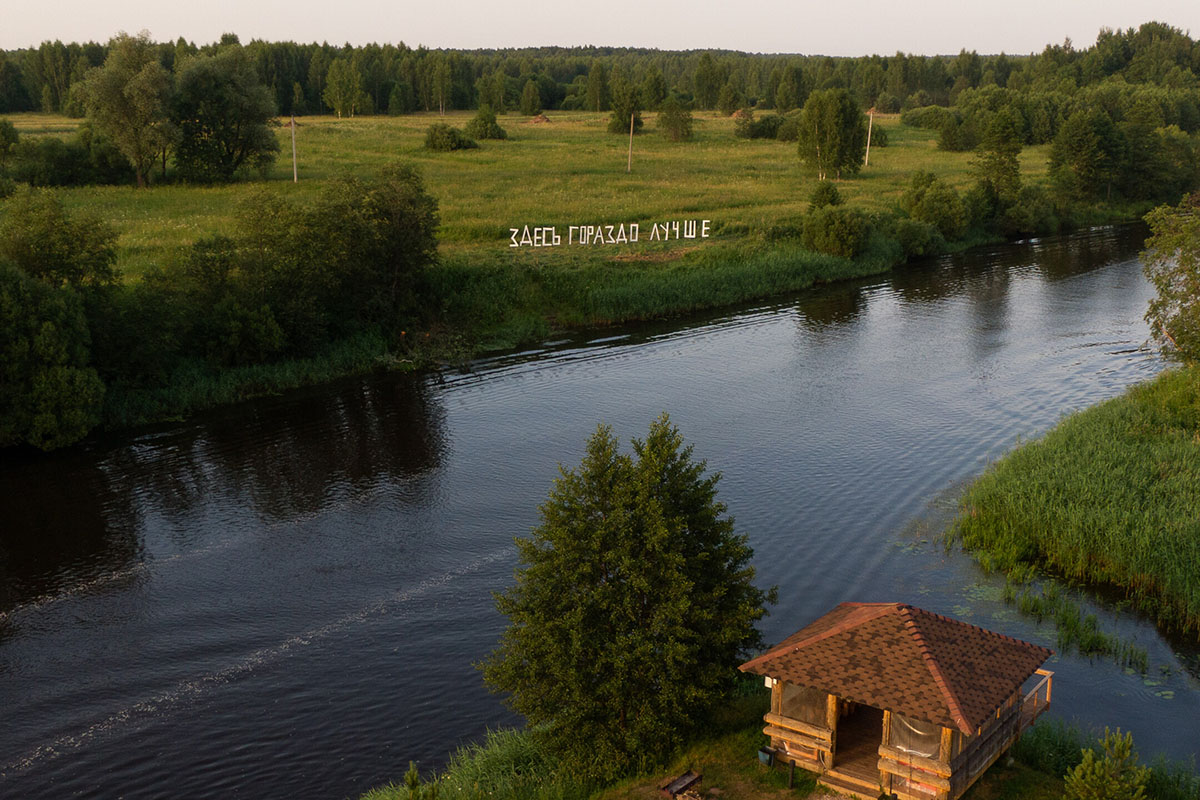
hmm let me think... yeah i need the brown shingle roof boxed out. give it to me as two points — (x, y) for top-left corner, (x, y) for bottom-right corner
(739, 602), (1052, 734)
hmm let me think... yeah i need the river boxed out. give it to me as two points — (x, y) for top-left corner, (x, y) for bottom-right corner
(1, 224), (1197, 799)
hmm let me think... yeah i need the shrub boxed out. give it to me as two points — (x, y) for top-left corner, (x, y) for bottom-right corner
(1064, 728), (1149, 800)
(464, 106), (508, 140)
(775, 110), (804, 141)
(424, 123), (478, 151)
(874, 92), (902, 113)
(809, 180), (842, 209)
(734, 109), (785, 139)
(867, 124), (888, 147)
(657, 96), (693, 142)
(901, 171), (967, 239)
(900, 104), (955, 129)
(0, 189), (118, 289)
(0, 259), (105, 450)
(889, 217), (944, 257)
(1002, 184), (1061, 236)
(803, 206), (868, 258)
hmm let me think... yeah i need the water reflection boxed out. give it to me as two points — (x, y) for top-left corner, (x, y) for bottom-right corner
(0, 374), (445, 619)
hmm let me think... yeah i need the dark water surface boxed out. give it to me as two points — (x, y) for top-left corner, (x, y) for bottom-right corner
(2, 225), (1198, 799)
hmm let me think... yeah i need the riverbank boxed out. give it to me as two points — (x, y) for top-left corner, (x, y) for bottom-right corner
(2, 111), (1159, 441)
(952, 365), (1200, 635)
(359, 689), (1067, 800)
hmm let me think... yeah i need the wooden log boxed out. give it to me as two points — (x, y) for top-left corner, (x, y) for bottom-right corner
(763, 726), (834, 754)
(764, 713), (834, 741)
(940, 727), (954, 762)
(878, 760), (952, 792)
(878, 745), (953, 778)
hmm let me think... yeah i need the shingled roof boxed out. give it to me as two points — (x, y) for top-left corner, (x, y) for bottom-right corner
(740, 602), (1053, 734)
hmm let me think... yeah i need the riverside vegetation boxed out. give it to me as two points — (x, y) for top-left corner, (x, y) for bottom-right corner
(5, 24), (1200, 448)
(1, 104), (1190, 450)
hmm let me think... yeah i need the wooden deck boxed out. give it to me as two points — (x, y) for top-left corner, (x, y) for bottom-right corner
(819, 706), (884, 800)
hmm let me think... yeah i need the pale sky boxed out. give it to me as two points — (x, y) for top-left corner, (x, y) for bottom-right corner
(4, 0), (1199, 56)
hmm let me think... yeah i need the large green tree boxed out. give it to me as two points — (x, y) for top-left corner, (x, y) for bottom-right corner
(482, 415), (772, 779)
(323, 58), (365, 118)
(0, 260), (105, 450)
(1143, 192), (1200, 362)
(796, 88), (867, 180)
(172, 46), (279, 183)
(973, 110), (1023, 199)
(77, 31), (174, 188)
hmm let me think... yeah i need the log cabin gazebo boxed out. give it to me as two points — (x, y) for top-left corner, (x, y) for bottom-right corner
(739, 602), (1054, 800)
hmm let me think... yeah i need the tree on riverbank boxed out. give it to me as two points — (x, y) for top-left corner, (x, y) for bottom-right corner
(1143, 192), (1200, 361)
(482, 415), (773, 779)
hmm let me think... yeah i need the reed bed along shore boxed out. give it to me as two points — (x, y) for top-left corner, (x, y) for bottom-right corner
(954, 366), (1200, 637)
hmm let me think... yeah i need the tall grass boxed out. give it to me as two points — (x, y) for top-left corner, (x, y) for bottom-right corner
(953, 366), (1200, 635)
(101, 330), (401, 428)
(361, 729), (596, 800)
(1012, 720), (1200, 800)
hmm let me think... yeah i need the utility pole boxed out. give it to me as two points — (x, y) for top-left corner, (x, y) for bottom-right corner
(626, 112), (635, 173)
(291, 116), (298, 183)
(864, 108), (874, 167)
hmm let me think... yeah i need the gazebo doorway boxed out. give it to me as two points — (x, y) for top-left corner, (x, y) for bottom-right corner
(829, 703), (884, 790)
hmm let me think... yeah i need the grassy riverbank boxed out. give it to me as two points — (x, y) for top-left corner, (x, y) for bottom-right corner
(953, 365), (1200, 636)
(359, 688), (1074, 800)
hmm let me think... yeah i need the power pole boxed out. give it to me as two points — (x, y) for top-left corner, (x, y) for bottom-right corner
(626, 112), (635, 173)
(291, 116), (298, 183)
(864, 108), (874, 167)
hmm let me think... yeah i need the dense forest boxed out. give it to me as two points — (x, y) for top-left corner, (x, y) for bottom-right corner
(2, 22), (1198, 120)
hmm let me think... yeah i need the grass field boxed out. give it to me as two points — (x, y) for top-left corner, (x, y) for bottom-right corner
(6, 109), (1053, 280)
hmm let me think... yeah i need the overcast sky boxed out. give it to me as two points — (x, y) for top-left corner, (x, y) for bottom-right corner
(4, 0), (1199, 55)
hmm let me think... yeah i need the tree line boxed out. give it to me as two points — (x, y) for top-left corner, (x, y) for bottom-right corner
(2, 22), (1197, 119)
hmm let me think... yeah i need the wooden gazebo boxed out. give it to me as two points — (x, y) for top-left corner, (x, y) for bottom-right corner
(740, 602), (1054, 800)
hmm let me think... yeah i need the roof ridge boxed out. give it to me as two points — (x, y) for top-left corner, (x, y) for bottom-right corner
(900, 606), (973, 734)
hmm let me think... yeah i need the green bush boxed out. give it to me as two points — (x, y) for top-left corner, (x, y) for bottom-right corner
(809, 180), (842, 209)
(464, 106), (508, 140)
(901, 172), (967, 239)
(734, 109), (784, 139)
(874, 92), (902, 113)
(656, 96), (693, 142)
(774, 110), (804, 142)
(7, 129), (133, 187)
(1064, 728), (1150, 800)
(888, 217), (944, 257)
(803, 206), (868, 258)
(424, 123), (478, 151)
(0, 189), (118, 288)
(0, 259), (105, 449)
(900, 104), (955, 129)
(1002, 184), (1061, 235)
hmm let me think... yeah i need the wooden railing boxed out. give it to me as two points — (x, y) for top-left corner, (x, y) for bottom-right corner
(762, 712), (832, 769)
(1020, 669), (1054, 730)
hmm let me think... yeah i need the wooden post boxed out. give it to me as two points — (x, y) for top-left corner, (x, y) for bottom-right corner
(939, 726), (954, 762)
(626, 111), (635, 173)
(291, 116), (298, 183)
(881, 710), (893, 794)
(825, 693), (839, 768)
(864, 108), (874, 167)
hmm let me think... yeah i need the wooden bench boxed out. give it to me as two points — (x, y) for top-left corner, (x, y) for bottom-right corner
(658, 769), (702, 798)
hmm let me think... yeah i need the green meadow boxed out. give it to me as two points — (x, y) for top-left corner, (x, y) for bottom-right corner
(8, 110), (1052, 281)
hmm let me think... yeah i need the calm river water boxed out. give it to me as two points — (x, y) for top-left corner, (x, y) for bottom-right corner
(1, 225), (1198, 799)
